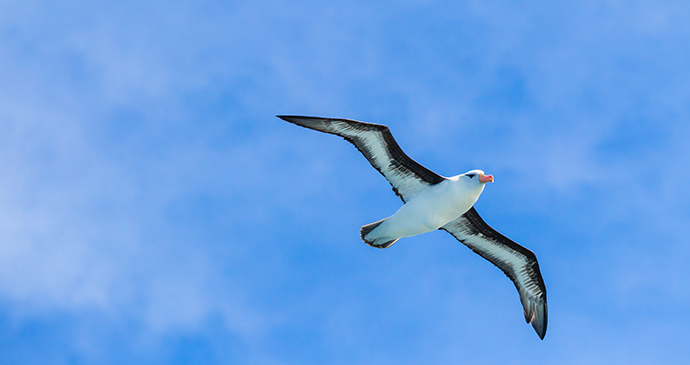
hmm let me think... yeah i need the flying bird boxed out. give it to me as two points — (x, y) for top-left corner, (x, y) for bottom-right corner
(278, 115), (547, 339)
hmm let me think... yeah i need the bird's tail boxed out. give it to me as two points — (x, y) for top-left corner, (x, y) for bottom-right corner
(360, 218), (399, 249)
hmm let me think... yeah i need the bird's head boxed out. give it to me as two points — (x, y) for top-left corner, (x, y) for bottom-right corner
(464, 170), (494, 184)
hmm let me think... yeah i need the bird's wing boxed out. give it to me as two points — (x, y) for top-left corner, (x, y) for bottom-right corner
(278, 115), (445, 202)
(440, 207), (548, 339)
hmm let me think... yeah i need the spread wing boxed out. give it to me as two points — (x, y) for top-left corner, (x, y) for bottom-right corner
(278, 115), (445, 202)
(441, 207), (548, 339)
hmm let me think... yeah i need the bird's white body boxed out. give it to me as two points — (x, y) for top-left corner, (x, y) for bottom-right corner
(367, 171), (486, 242)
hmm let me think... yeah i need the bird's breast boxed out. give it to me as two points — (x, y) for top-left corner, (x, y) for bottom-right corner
(385, 180), (483, 237)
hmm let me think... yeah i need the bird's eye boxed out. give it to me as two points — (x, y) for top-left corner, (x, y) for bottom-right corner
(467, 173), (476, 178)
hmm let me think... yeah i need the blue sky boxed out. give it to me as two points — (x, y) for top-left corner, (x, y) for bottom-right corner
(1, 0), (689, 363)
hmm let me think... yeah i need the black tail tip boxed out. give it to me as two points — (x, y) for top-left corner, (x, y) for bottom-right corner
(363, 238), (399, 249)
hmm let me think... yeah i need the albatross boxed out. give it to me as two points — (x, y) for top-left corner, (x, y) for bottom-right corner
(278, 115), (548, 339)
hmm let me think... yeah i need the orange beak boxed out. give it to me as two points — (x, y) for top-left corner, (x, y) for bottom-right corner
(479, 174), (494, 183)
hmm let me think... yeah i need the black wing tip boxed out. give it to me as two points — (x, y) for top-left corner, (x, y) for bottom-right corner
(530, 302), (548, 340)
(277, 115), (349, 131)
(277, 115), (339, 133)
(276, 115), (316, 123)
(520, 292), (548, 339)
(277, 115), (389, 129)
(534, 321), (547, 340)
(277, 115), (341, 120)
